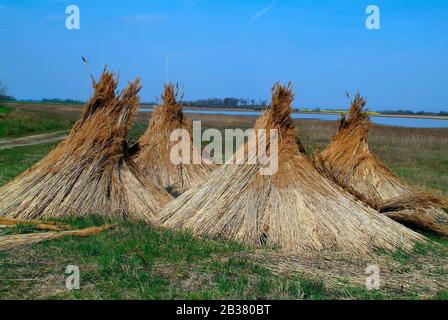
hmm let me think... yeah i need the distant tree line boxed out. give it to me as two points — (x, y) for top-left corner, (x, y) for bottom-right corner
(381, 109), (448, 116)
(1, 82), (447, 116)
(0, 81), (15, 101)
(181, 98), (269, 110)
(41, 98), (83, 104)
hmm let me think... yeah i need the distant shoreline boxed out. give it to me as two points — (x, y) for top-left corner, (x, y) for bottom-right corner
(295, 111), (448, 121)
(3, 101), (448, 121)
(141, 105), (448, 121)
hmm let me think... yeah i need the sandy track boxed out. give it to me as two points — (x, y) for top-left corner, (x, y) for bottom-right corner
(0, 131), (67, 150)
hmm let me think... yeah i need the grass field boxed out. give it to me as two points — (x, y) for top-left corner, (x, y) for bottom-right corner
(0, 105), (76, 139)
(0, 104), (447, 300)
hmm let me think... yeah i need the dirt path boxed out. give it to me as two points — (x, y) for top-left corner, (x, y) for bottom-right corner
(0, 131), (67, 150)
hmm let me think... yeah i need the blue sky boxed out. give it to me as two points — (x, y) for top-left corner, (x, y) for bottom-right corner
(0, 0), (447, 111)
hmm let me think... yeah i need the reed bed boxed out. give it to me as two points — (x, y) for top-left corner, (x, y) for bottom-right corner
(134, 83), (212, 196)
(160, 83), (424, 256)
(314, 94), (448, 236)
(0, 71), (172, 222)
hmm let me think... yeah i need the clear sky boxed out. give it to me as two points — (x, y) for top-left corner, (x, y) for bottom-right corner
(0, 0), (447, 111)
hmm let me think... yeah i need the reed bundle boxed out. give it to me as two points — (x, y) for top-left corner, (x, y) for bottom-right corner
(0, 224), (116, 251)
(0, 218), (71, 231)
(159, 84), (423, 256)
(314, 94), (448, 236)
(0, 71), (172, 222)
(134, 83), (212, 196)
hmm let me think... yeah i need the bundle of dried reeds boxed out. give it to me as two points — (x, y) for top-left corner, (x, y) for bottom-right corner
(0, 224), (116, 251)
(0, 218), (71, 231)
(133, 83), (212, 196)
(314, 94), (448, 236)
(0, 71), (172, 222)
(159, 83), (423, 256)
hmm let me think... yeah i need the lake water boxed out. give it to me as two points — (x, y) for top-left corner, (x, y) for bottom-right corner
(139, 108), (448, 129)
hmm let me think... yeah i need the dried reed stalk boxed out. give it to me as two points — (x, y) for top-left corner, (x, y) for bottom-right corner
(134, 83), (212, 196)
(160, 83), (424, 256)
(0, 218), (71, 231)
(0, 71), (172, 222)
(0, 224), (116, 251)
(314, 94), (448, 236)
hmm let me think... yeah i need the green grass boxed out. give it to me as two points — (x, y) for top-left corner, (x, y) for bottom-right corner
(0, 216), (329, 299)
(0, 142), (57, 186)
(374, 145), (448, 195)
(0, 106), (75, 138)
(1, 216), (432, 300)
(7, 101), (83, 106)
(0, 105), (13, 114)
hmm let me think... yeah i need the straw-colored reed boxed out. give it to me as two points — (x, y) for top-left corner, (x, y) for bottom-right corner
(0, 224), (116, 251)
(0, 71), (172, 222)
(314, 94), (448, 236)
(0, 218), (71, 231)
(159, 84), (424, 256)
(134, 83), (212, 196)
